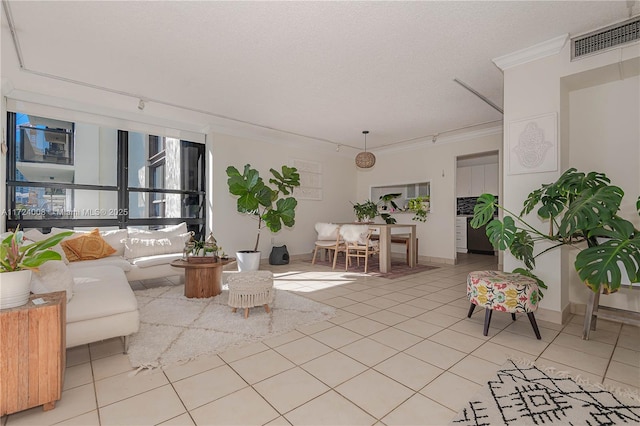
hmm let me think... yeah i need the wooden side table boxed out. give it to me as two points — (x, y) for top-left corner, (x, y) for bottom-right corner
(170, 259), (234, 298)
(1, 291), (66, 415)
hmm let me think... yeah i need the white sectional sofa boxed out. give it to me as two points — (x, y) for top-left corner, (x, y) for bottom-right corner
(26, 223), (192, 350)
(65, 265), (139, 349)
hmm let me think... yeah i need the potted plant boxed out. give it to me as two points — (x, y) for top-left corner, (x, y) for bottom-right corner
(407, 196), (430, 222)
(0, 226), (73, 309)
(471, 168), (640, 297)
(226, 164), (300, 271)
(352, 200), (378, 223)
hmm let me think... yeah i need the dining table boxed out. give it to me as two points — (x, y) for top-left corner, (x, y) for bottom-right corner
(339, 223), (417, 274)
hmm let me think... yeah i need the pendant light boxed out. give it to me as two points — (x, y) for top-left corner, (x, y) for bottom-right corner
(355, 130), (376, 168)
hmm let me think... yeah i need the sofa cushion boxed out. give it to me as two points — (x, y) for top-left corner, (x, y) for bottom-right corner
(30, 260), (74, 302)
(130, 253), (183, 268)
(68, 266), (137, 323)
(67, 256), (133, 272)
(127, 222), (188, 239)
(124, 233), (190, 259)
(61, 229), (117, 261)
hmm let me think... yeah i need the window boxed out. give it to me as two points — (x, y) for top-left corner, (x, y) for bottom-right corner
(6, 112), (206, 238)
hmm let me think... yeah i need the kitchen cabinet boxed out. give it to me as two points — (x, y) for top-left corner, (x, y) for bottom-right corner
(470, 165), (485, 197)
(456, 166), (471, 197)
(456, 217), (467, 253)
(483, 163), (499, 195)
(456, 163), (499, 197)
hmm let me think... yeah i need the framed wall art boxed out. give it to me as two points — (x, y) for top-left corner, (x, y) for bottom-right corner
(508, 112), (557, 175)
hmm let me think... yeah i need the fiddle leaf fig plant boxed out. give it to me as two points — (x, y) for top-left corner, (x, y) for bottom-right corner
(226, 164), (300, 252)
(471, 168), (640, 296)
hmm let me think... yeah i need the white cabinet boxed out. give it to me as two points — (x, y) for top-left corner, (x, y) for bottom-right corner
(470, 165), (485, 197)
(456, 163), (499, 197)
(483, 164), (499, 195)
(456, 166), (471, 197)
(456, 217), (467, 253)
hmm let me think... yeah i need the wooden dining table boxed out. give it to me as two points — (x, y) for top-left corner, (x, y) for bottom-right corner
(339, 223), (417, 274)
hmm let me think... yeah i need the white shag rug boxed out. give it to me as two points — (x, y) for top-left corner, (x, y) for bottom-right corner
(128, 284), (336, 370)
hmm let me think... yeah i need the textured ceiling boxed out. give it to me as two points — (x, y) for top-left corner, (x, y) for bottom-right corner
(1, 1), (638, 150)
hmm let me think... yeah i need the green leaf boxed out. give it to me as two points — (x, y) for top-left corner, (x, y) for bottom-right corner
(575, 217), (640, 294)
(470, 194), (496, 229)
(263, 197), (298, 232)
(636, 196), (640, 216)
(576, 232), (640, 294)
(510, 230), (535, 270)
(22, 231), (74, 257)
(486, 216), (517, 250)
(521, 188), (543, 216)
(21, 250), (62, 268)
(269, 166), (300, 195)
(380, 213), (397, 224)
(537, 195), (567, 220)
(558, 186), (624, 238)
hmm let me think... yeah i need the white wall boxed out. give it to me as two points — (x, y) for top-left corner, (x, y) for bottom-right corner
(567, 75), (640, 312)
(211, 133), (356, 258)
(355, 131), (502, 262)
(501, 39), (640, 323)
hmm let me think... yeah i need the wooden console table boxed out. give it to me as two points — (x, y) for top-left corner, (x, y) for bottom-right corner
(1, 291), (66, 415)
(170, 258), (234, 298)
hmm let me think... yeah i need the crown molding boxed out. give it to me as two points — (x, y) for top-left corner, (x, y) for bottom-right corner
(493, 34), (569, 71)
(374, 125), (503, 155)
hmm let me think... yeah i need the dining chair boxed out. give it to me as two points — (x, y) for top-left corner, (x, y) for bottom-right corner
(311, 223), (344, 269)
(339, 224), (379, 273)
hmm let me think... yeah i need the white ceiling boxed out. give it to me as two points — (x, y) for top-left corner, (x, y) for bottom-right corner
(2, 1), (638, 151)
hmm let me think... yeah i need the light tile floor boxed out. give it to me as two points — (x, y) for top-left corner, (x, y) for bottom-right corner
(3, 254), (639, 425)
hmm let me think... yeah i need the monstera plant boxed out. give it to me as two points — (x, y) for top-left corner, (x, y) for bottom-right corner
(226, 164), (300, 252)
(471, 168), (640, 296)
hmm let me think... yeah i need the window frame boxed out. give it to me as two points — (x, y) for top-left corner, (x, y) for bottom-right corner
(5, 112), (207, 238)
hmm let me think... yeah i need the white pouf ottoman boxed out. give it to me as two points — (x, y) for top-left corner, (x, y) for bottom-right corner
(227, 271), (274, 318)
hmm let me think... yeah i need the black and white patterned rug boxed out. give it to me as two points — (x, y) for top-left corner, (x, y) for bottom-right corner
(451, 359), (640, 425)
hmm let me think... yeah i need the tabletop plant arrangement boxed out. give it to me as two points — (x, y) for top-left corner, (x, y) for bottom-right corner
(226, 163), (300, 253)
(0, 226), (73, 309)
(471, 168), (640, 296)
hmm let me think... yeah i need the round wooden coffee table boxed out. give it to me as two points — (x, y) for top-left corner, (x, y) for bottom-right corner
(170, 259), (234, 298)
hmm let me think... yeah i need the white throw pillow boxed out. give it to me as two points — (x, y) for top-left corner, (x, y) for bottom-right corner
(124, 232), (191, 259)
(315, 223), (339, 241)
(30, 260), (74, 302)
(23, 228), (46, 242)
(127, 222), (188, 240)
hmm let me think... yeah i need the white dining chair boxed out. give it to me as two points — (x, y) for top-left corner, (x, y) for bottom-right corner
(311, 223), (344, 269)
(339, 224), (379, 273)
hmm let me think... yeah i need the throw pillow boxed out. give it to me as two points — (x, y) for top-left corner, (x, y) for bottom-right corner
(124, 232), (191, 259)
(61, 229), (117, 261)
(51, 227), (127, 257)
(127, 222), (188, 239)
(30, 260), (74, 302)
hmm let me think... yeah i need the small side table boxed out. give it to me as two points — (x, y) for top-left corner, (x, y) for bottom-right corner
(170, 258), (234, 298)
(1, 291), (66, 415)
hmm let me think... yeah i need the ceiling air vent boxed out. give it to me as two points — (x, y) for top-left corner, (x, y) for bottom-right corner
(572, 15), (640, 60)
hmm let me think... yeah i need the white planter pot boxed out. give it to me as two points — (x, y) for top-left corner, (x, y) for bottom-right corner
(236, 251), (261, 271)
(0, 270), (32, 309)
